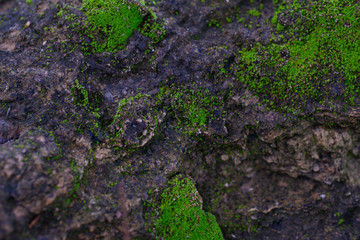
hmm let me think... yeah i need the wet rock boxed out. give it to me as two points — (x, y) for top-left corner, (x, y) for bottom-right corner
(220, 154), (229, 161)
(0, 0), (359, 239)
(0, 130), (73, 238)
(123, 118), (147, 144)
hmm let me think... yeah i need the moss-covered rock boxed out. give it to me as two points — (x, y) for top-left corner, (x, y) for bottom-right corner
(149, 175), (224, 240)
(1, 0), (360, 239)
(55, 0), (165, 54)
(81, 0), (144, 53)
(235, 0), (360, 112)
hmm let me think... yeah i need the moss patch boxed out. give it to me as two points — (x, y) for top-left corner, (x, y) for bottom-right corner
(235, 0), (360, 112)
(70, 79), (102, 132)
(149, 175), (224, 240)
(56, 0), (165, 54)
(247, 9), (261, 18)
(157, 85), (224, 135)
(81, 0), (144, 53)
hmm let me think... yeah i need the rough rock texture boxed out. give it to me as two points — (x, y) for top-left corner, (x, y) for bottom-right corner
(0, 0), (359, 239)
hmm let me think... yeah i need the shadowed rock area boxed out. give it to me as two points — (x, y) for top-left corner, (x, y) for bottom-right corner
(0, 0), (359, 239)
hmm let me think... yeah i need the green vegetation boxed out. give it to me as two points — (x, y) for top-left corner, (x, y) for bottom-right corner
(69, 81), (224, 154)
(150, 175), (224, 240)
(70, 79), (101, 130)
(57, 0), (165, 53)
(139, 19), (166, 44)
(247, 9), (261, 17)
(109, 93), (152, 146)
(111, 93), (150, 126)
(208, 19), (222, 28)
(81, 0), (144, 53)
(71, 79), (153, 146)
(71, 79), (89, 108)
(157, 85), (223, 134)
(236, 0), (360, 112)
(67, 158), (81, 203)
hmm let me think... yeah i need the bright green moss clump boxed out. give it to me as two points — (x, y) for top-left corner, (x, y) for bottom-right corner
(81, 0), (144, 53)
(57, 0), (166, 53)
(153, 176), (224, 240)
(236, 0), (360, 112)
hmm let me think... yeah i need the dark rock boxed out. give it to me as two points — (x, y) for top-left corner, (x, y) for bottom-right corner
(0, 0), (359, 239)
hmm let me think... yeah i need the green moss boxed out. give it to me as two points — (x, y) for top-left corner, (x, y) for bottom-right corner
(57, 0), (165, 54)
(152, 176), (224, 240)
(71, 79), (89, 107)
(81, 0), (144, 53)
(247, 9), (261, 18)
(139, 19), (166, 44)
(236, 0), (360, 112)
(66, 158), (82, 204)
(271, 12), (278, 25)
(157, 85), (223, 135)
(70, 79), (103, 132)
(111, 93), (150, 126)
(208, 19), (222, 28)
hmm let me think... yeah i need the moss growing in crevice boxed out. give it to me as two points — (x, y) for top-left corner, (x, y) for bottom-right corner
(156, 85), (224, 135)
(139, 18), (166, 44)
(69, 79), (226, 152)
(146, 175), (224, 240)
(247, 9), (261, 18)
(70, 79), (103, 132)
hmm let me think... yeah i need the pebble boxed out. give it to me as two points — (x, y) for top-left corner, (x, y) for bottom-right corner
(220, 154), (229, 161)
(313, 164), (320, 172)
(24, 21), (31, 28)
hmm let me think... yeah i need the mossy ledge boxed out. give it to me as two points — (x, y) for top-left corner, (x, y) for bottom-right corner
(235, 0), (360, 113)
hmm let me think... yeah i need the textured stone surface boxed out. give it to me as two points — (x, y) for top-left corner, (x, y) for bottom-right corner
(0, 0), (359, 239)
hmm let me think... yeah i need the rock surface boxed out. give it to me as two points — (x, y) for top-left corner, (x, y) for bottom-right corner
(0, 0), (359, 239)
